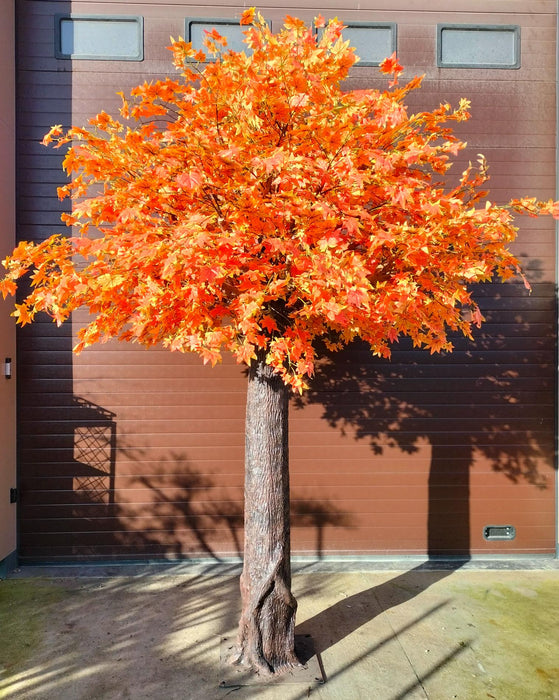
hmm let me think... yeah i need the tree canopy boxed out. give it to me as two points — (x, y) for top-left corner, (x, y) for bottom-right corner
(1, 10), (557, 391)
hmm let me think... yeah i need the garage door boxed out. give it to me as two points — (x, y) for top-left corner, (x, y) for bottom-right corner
(16, 0), (557, 561)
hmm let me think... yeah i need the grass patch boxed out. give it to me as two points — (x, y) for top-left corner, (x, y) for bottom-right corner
(0, 578), (66, 693)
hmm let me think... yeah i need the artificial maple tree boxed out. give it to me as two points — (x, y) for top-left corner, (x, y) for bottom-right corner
(2, 8), (558, 676)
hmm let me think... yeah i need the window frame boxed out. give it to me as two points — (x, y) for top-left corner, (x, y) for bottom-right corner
(436, 24), (521, 70)
(54, 14), (144, 61)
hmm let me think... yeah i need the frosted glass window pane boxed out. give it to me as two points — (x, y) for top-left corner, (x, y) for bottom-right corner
(344, 26), (395, 65)
(438, 26), (520, 68)
(57, 17), (143, 60)
(188, 21), (249, 54)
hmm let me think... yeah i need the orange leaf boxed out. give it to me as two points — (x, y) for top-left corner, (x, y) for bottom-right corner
(240, 8), (256, 26)
(260, 315), (279, 333)
(176, 171), (203, 189)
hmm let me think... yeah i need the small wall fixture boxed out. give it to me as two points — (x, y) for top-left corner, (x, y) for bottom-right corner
(483, 525), (516, 541)
(4, 358), (11, 379)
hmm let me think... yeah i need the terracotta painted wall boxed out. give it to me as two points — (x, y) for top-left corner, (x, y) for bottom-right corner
(0, 0), (17, 567)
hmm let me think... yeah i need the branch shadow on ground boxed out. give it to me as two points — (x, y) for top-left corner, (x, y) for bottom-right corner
(1, 568), (472, 700)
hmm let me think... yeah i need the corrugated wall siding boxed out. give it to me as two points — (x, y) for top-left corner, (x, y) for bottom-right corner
(16, 0), (557, 561)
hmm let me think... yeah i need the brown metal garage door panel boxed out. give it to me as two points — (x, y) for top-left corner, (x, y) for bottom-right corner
(15, 0), (557, 561)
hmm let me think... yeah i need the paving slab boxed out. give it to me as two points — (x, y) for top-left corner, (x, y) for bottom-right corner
(0, 561), (558, 699)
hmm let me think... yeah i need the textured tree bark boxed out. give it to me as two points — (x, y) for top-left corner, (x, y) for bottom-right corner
(232, 350), (300, 676)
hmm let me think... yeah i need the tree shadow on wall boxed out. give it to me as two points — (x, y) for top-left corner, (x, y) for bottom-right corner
(64, 439), (352, 563)
(293, 278), (556, 558)
(20, 283), (554, 564)
(293, 277), (556, 660)
(291, 499), (353, 559)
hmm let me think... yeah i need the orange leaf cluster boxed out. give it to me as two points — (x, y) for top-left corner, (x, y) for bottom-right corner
(2, 11), (557, 391)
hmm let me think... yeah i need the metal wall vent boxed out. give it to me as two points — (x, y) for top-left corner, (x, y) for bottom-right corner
(483, 525), (516, 541)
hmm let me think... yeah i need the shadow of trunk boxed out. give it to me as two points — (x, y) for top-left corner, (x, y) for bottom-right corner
(296, 562), (466, 655)
(428, 442), (472, 557)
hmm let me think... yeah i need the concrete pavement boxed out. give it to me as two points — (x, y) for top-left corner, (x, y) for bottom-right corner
(1, 559), (558, 699)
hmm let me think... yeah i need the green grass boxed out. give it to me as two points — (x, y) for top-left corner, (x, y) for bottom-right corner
(0, 578), (66, 697)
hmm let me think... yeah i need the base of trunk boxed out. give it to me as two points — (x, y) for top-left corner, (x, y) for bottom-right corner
(231, 545), (300, 676)
(230, 633), (302, 677)
(220, 635), (322, 689)
(227, 644), (302, 678)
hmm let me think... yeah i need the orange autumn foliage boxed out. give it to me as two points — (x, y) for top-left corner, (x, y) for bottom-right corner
(2, 12), (558, 392)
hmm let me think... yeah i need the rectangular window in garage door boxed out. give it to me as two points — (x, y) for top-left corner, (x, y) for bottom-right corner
(55, 15), (144, 61)
(437, 25), (520, 69)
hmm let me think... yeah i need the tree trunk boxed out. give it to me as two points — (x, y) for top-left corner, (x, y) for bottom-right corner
(232, 350), (300, 676)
